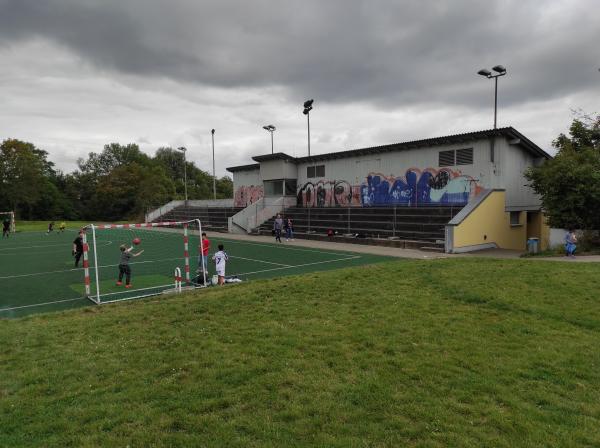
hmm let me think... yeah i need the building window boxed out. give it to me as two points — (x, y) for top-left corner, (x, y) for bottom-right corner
(264, 180), (283, 196)
(456, 148), (473, 165)
(307, 165), (325, 178)
(285, 179), (297, 196)
(510, 211), (521, 226)
(439, 148), (473, 167)
(439, 150), (455, 167)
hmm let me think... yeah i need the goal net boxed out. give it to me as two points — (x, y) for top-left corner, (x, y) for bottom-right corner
(83, 219), (207, 304)
(0, 211), (16, 233)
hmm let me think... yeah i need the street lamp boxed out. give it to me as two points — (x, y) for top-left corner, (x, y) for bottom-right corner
(303, 99), (313, 156)
(477, 65), (507, 129)
(211, 129), (216, 200)
(176, 146), (188, 202)
(262, 125), (276, 154)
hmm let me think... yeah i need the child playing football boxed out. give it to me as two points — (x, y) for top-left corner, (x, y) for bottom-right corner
(212, 244), (228, 286)
(116, 244), (144, 288)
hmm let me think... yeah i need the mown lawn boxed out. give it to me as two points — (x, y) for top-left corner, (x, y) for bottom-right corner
(1, 258), (600, 447)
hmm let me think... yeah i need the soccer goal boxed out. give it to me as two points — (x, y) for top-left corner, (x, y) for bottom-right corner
(82, 219), (207, 304)
(0, 211), (16, 233)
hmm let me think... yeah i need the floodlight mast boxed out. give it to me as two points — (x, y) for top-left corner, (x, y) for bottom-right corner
(211, 129), (216, 200)
(477, 65), (507, 129)
(176, 146), (188, 202)
(262, 125), (276, 154)
(303, 99), (314, 156)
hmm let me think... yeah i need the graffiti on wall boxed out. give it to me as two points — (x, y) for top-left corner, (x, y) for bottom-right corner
(234, 185), (264, 207)
(296, 168), (482, 207)
(361, 168), (482, 206)
(297, 180), (361, 207)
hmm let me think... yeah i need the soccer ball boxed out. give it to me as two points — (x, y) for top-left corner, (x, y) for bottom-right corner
(132, 237), (141, 245)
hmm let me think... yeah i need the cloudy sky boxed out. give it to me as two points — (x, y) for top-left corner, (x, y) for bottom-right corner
(1, 0), (598, 176)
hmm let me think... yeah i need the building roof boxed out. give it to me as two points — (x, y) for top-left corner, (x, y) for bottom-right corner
(225, 163), (260, 173)
(295, 127), (551, 163)
(251, 153), (297, 163)
(226, 127), (551, 172)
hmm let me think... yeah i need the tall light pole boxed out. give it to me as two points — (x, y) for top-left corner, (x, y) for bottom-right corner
(176, 146), (188, 202)
(262, 125), (276, 154)
(303, 99), (313, 156)
(211, 129), (216, 200)
(477, 65), (507, 129)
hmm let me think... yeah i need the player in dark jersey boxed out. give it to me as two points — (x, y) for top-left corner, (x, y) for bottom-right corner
(2, 218), (10, 238)
(72, 230), (85, 267)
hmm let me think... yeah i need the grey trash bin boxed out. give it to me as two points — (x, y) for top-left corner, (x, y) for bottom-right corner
(527, 237), (539, 254)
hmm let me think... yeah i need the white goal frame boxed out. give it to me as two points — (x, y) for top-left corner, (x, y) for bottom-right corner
(82, 219), (206, 304)
(0, 211), (16, 233)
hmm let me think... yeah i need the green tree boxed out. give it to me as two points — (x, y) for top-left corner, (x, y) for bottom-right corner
(0, 139), (60, 218)
(78, 143), (152, 177)
(93, 163), (175, 221)
(216, 176), (233, 199)
(152, 147), (232, 201)
(525, 114), (600, 230)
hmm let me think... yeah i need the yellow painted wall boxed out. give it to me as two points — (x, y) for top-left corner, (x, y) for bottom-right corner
(525, 212), (551, 250)
(452, 191), (527, 251)
(540, 215), (551, 250)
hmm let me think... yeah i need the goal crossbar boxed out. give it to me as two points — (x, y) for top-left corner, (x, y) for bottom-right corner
(82, 219), (205, 304)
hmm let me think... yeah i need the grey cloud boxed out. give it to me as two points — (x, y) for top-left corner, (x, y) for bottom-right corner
(1, 0), (598, 111)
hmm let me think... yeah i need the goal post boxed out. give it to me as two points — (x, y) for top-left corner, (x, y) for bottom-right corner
(82, 219), (206, 304)
(0, 211), (16, 233)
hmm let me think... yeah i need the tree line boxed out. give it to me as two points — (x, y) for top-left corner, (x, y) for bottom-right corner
(0, 140), (233, 221)
(526, 113), (600, 232)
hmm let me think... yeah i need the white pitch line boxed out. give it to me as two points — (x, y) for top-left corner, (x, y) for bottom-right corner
(220, 238), (357, 257)
(229, 255), (292, 267)
(0, 255), (363, 312)
(0, 296), (86, 312)
(234, 255), (362, 277)
(0, 256), (185, 280)
(0, 240), (113, 253)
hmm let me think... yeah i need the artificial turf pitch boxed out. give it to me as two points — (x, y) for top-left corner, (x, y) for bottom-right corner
(0, 228), (391, 318)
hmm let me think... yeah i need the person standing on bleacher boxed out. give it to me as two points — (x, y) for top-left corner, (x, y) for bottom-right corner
(273, 214), (283, 243)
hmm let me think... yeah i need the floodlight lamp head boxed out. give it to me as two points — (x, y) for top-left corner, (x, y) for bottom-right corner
(268, 125), (276, 131)
(262, 126), (269, 131)
(303, 106), (312, 115)
(478, 69), (492, 77)
(303, 99), (314, 108)
(211, 129), (215, 135)
(176, 146), (186, 152)
(492, 65), (506, 74)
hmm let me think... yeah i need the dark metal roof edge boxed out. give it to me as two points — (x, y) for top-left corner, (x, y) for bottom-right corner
(294, 127), (551, 163)
(251, 152), (297, 163)
(226, 163), (260, 173)
(503, 127), (552, 159)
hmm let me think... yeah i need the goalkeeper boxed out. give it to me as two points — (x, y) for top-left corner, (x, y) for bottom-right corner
(2, 217), (10, 238)
(72, 229), (85, 267)
(116, 244), (144, 288)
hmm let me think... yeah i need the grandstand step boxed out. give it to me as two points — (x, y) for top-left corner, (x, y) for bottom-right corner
(419, 245), (445, 253)
(256, 230), (446, 251)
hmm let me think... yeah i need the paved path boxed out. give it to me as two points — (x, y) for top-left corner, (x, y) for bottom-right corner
(207, 232), (600, 263)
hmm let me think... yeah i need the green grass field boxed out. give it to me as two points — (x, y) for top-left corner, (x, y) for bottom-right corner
(0, 225), (391, 317)
(1, 257), (600, 446)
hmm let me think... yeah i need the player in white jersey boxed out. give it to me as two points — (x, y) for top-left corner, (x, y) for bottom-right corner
(212, 244), (228, 285)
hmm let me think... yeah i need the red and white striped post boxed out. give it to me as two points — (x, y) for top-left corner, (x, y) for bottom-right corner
(183, 223), (190, 284)
(82, 229), (91, 298)
(174, 267), (182, 292)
